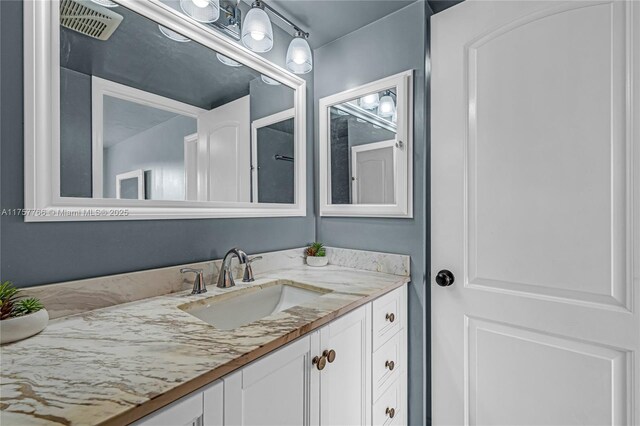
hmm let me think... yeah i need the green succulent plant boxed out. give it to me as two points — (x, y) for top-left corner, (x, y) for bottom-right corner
(13, 298), (45, 317)
(0, 280), (44, 320)
(0, 281), (20, 320)
(306, 242), (326, 257)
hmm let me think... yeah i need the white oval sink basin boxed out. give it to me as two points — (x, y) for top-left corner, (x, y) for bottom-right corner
(180, 282), (329, 330)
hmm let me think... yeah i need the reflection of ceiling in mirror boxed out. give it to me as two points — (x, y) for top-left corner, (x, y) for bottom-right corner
(60, 3), (262, 110)
(102, 97), (183, 148)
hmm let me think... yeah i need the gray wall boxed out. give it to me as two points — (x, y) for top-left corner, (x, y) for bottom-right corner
(0, 0), (314, 286)
(313, 2), (428, 424)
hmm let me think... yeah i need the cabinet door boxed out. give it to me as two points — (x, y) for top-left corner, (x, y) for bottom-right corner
(134, 390), (203, 426)
(319, 304), (372, 426)
(224, 335), (315, 426)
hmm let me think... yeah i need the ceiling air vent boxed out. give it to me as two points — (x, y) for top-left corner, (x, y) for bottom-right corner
(60, 0), (123, 41)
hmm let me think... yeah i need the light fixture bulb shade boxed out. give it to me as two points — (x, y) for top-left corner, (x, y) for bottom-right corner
(180, 0), (220, 23)
(159, 25), (190, 42)
(216, 53), (242, 67)
(286, 36), (312, 74)
(242, 7), (273, 52)
(359, 93), (380, 110)
(91, 0), (119, 7)
(261, 75), (281, 85)
(378, 94), (396, 117)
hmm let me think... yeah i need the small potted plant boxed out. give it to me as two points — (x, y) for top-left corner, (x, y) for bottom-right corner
(305, 242), (328, 267)
(0, 281), (48, 345)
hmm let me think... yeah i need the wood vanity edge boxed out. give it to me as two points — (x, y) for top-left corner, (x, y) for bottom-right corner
(98, 278), (409, 426)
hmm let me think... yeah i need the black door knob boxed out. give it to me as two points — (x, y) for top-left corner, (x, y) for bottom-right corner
(435, 270), (455, 287)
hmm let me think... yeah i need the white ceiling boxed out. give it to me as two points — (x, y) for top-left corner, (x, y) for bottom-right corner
(247, 0), (417, 49)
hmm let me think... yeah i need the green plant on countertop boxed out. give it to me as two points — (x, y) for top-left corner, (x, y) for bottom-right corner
(305, 242), (326, 257)
(0, 281), (44, 320)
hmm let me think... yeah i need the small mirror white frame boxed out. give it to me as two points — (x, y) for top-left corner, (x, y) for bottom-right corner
(24, 0), (306, 221)
(318, 70), (413, 218)
(115, 170), (145, 200)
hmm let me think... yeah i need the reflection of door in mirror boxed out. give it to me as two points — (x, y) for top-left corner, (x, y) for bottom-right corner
(198, 96), (251, 202)
(351, 140), (395, 204)
(329, 102), (396, 205)
(251, 109), (295, 204)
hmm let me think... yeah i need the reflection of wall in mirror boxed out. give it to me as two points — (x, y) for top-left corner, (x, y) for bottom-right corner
(104, 115), (196, 200)
(249, 79), (295, 203)
(330, 114), (395, 204)
(256, 119), (295, 204)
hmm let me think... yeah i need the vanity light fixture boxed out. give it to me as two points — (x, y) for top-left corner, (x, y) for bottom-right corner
(261, 75), (281, 85)
(217, 53), (242, 67)
(180, 0), (220, 23)
(241, 0), (312, 72)
(378, 91), (396, 117)
(359, 93), (380, 110)
(286, 31), (312, 74)
(242, 1), (273, 52)
(159, 25), (191, 42)
(90, 0), (118, 7)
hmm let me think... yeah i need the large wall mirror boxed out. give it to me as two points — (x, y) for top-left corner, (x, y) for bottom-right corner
(319, 71), (413, 217)
(24, 0), (306, 221)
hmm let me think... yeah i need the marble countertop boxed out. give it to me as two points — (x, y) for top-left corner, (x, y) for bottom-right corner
(0, 264), (408, 426)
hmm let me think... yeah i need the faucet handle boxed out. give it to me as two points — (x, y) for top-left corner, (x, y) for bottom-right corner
(242, 256), (263, 282)
(180, 268), (207, 295)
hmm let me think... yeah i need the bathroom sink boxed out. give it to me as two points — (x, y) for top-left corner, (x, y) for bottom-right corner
(179, 282), (329, 330)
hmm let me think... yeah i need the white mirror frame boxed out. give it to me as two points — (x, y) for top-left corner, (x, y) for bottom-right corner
(24, 0), (306, 222)
(318, 70), (413, 218)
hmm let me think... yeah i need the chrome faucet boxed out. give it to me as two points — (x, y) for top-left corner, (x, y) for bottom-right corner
(242, 256), (263, 282)
(180, 268), (207, 294)
(217, 248), (248, 288)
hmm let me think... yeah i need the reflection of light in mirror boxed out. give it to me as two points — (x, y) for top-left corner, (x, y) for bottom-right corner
(261, 75), (281, 86)
(216, 53), (242, 67)
(180, 0), (220, 23)
(359, 93), (379, 110)
(91, 0), (119, 7)
(158, 25), (190, 42)
(378, 94), (396, 117)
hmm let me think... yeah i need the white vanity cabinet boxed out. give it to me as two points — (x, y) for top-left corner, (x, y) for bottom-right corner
(135, 285), (407, 426)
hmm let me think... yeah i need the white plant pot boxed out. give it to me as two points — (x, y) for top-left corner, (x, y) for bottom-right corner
(0, 309), (49, 345)
(306, 256), (328, 267)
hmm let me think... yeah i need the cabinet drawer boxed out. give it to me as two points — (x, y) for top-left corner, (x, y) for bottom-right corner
(372, 287), (403, 350)
(372, 332), (401, 399)
(373, 377), (402, 426)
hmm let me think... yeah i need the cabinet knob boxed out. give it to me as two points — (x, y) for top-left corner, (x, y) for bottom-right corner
(385, 360), (395, 371)
(386, 312), (395, 323)
(386, 407), (396, 419)
(312, 355), (326, 371)
(323, 349), (336, 363)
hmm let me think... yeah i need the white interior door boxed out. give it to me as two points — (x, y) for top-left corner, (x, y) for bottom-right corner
(431, 1), (639, 425)
(351, 140), (396, 204)
(197, 95), (250, 202)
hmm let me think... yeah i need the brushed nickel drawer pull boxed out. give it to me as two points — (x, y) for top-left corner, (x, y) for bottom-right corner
(386, 312), (395, 323)
(386, 407), (396, 418)
(385, 360), (395, 371)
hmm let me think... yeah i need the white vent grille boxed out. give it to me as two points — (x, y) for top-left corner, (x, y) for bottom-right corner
(60, 0), (123, 41)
